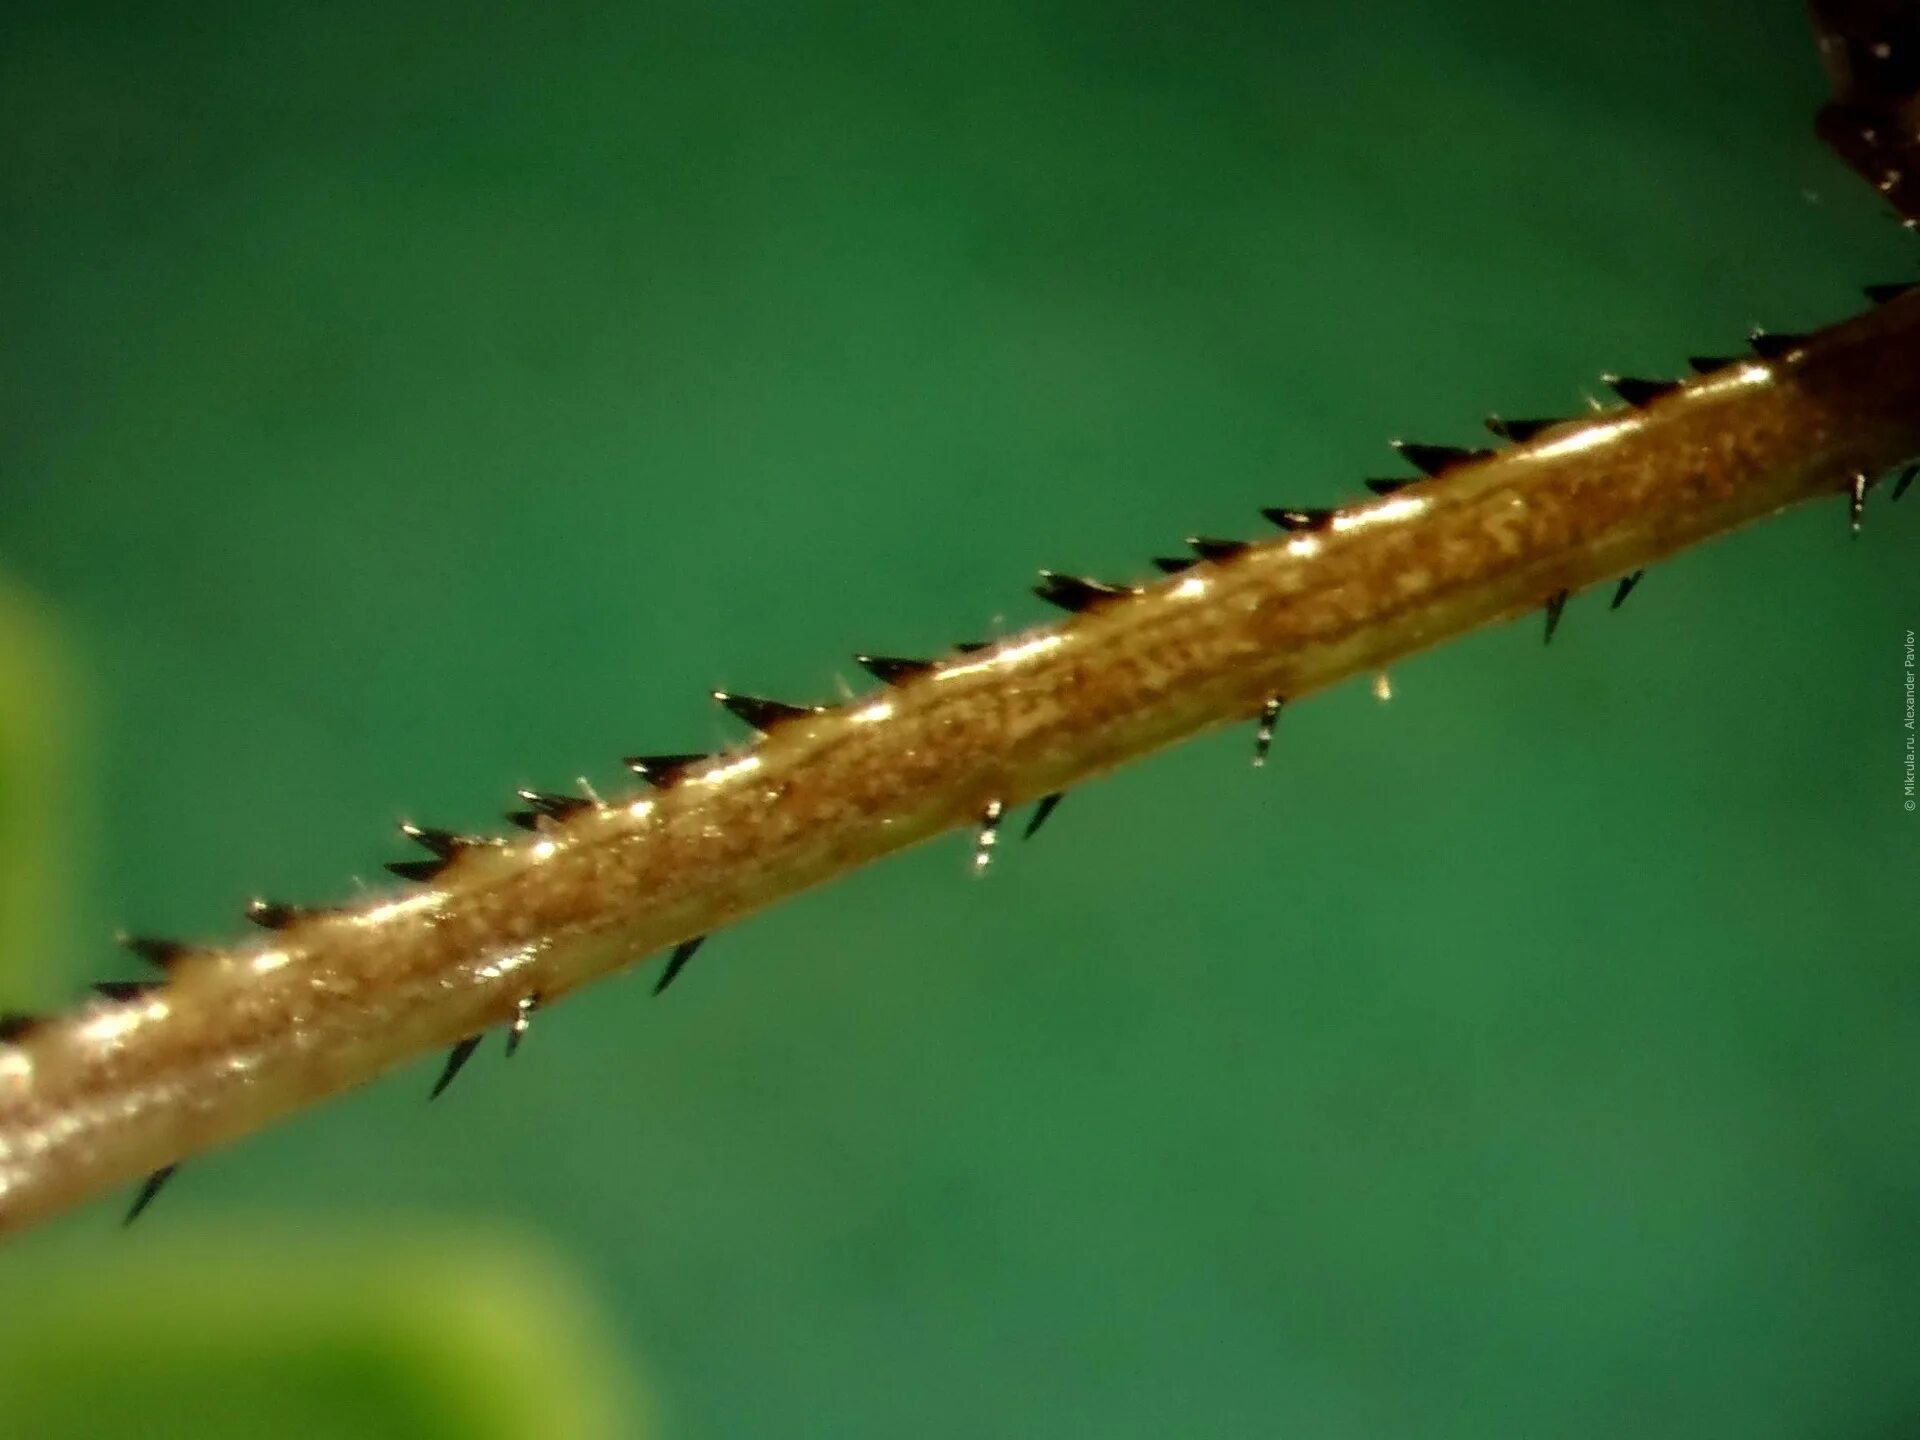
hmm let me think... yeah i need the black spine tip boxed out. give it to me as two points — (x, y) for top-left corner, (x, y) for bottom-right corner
(624, 752), (707, 787)
(1363, 478), (1409, 496)
(92, 980), (158, 1002)
(504, 994), (538, 1058)
(1033, 571), (1133, 614)
(1483, 416), (1560, 444)
(429, 1035), (482, 1100)
(1543, 589), (1570, 645)
(1022, 792), (1065, 841)
(1391, 441), (1489, 476)
(1252, 695), (1285, 767)
(1748, 329), (1807, 361)
(515, 789), (590, 823)
(952, 641), (993, 654)
(654, 935), (707, 996)
(0, 1012), (43, 1043)
(1891, 464), (1915, 503)
(1865, 281), (1916, 305)
(399, 823), (467, 859)
(385, 857), (452, 883)
(1687, 355), (1737, 375)
(1261, 506), (1334, 532)
(1603, 375), (1680, 408)
(1610, 570), (1645, 610)
(713, 691), (818, 733)
(1185, 536), (1249, 562)
(120, 935), (192, 972)
(123, 1164), (178, 1227)
(854, 654), (934, 686)
(1151, 555), (1199, 575)
(244, 899), (311, 931)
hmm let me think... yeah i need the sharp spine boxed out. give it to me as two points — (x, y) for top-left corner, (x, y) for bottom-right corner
(1261, 506), (1333, 532)
(505, 994), (538, 1057)
(1185, 536), (1248, 561)
(654, 935), (706, 995)
(1391, 441), (1489, 476)
(1033, 572), (1133, 613)
(854, 654), (934, 686)
(399, 824), (468, 859)
(1687, 355), (1736, 374)
(92, 981), (158, 1002)
(1611, 570), (1645, 610)
(1892, 464), (1915, 502)
(120, 935), (193, 972)
(624, 752), (707, 786)
(1748, 329), (1806, 360)
(429, 1035), (482, 1099)
(516, 789), (590, 823)
(1151, 555), (1199, 574)
(245, 899), (319, 930)
(973, 799), (1005, 873)
(713, 691), (819, 733)
(1253, 696), (1284, 767)
(1604, 375), (1680, 407)
(1543, 589), (1570, 645)
(1363, 478), (1409, 496)
(0, 1012), (42, 1043)
(1865, 281), (1915, 304)
(1023, 793), (1065, 841)
(1483, 416), (1560, 443)
(123, 1164), (177, 1226)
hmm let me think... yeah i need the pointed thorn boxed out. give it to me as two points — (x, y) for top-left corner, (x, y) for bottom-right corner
(1865, 281), (1916, 305)
(119, 935), (193, 972)
(1687, 355), (1737, 375)
(1252, 696), (1285, 767)
(92, 980), (158, 1002)
(1849, 471), (1869, 535)
(244, 899), (316, 931)
(624, 752), (707, 786)
(1022, 792), (1065, 841)
(713, 691), (818, 734)
(1484, 416), (1560, 443)
(854, 654), (933, 686)
(953, 641), (992, 654)
(0, 1012), (43, 1043)
(1603, 375), (1680, 407)
(654, 935), (706, 996)
(1363, 478), (1410, 496)
(1391, 441), (1489, 476)
(1748, 329), (1807, 361)
(505, 811), (539, 832)
(505, 994), (538, 1058)
(516, 789), (590, 823)
(1151, 555), (1199, 575)
(1032, 571), (1133, 614)
(399, 823), (467, 859)
(973, 799), (1006, 874)
(429, 1035), (482, 1099)
(1543, 589), (1570, 645)
(1261, 506), (1333, 532)
(385, 857), (452, 883)
(1610, 570), (1645, 610)
(1185, 536), (1248, 562)
(1892, 464), (1915, 502)
(123, 1164), (177, 1227)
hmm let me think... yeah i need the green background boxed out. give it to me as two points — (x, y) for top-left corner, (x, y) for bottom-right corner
(2, 1), (1916, 1435)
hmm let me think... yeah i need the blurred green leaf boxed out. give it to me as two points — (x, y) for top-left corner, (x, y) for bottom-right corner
(0, 1229), (649, 1440)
